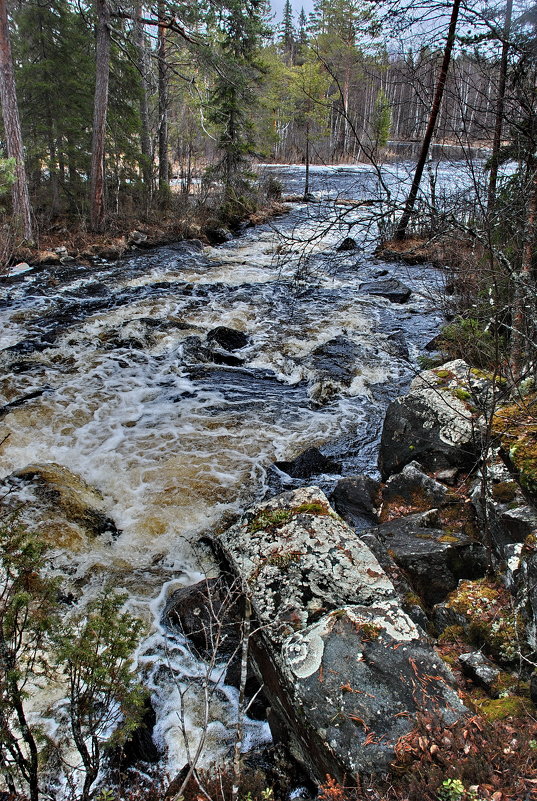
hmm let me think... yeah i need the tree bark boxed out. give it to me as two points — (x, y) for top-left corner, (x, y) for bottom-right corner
(0, 0), (33, 242)
(135, 4), (153, 210)
(487, 0), (513, 211)
(89, 0), (111, 232)
(510, 164), (537, 381)
(394, 0), (461, 241)
(158, 0), (170, 204)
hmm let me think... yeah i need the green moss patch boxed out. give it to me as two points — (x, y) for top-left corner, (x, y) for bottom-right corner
(446, 579), (523, 664)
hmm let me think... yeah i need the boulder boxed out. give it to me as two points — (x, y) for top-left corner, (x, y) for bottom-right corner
(206, 326), (249, 351)
(213, 487), (466, 781)
(458, 652), (502, 695)
(181, 335), (244, 367)
(359, 278), (411, 303)
(162, 577), (240, 659)
(330, 475), (380, 527)
(336, 237), (356, 251)
(0, 463), (119, 549)
(379, 461), (449, 522)
(274, 447), (340, 479)
(307, 336), (363, 387)
(363, 512), (487, 606)
(378, 360), (481, 480)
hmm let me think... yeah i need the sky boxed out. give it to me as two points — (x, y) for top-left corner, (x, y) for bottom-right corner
(270, 0), (314, 22)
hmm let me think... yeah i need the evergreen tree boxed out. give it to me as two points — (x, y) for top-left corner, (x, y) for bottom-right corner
(208, 0), (269, 205)
(280, 0), (296, 64)
(0, 0), (33, 241)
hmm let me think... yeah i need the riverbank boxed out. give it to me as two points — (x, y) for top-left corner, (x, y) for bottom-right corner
(6, 199), (290, 273)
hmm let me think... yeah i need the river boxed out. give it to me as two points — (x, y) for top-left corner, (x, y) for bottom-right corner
(0, 163), (448, 790)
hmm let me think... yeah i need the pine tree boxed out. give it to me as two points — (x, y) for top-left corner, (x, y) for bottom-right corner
(90, 0), (111, 231)
(280, 0), (296, 64)
(208, 0), (269, 205)
(0, 0), (33, 241)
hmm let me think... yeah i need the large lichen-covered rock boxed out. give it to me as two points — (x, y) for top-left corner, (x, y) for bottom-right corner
(214, 487), (466, 780)
(378, 360), (482, 480)
(0, 462), (119, 549)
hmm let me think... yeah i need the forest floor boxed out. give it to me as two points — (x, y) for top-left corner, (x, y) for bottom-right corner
(6, 200), (290, 271)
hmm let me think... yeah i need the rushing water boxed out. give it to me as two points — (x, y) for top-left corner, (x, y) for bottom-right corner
(0, 164), (446, 788)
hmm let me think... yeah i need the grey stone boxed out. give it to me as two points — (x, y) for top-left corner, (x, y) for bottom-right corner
(365, 512), (487, 606)
(330, 475), (380, 527)
(214, 487), (466, 781)
(378, 360), (481, 480)
(459, 651), (501, 695)
(275, 447), (340, 479)
(359, 278), (411, 303)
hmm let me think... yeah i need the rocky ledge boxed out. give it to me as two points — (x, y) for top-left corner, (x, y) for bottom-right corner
(210, 487), (466, 781)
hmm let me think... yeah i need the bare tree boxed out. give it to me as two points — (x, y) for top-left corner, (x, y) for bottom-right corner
(394, 0), (462, 240)
(0, 0), (33, 243)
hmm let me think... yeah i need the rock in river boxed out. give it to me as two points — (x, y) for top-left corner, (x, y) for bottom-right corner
(359, 278), (411, 303)
(0, 462), (119, 549)
(213, 487), (466, 781)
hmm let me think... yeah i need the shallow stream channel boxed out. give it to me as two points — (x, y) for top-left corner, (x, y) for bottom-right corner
(0, 163), (452, 789)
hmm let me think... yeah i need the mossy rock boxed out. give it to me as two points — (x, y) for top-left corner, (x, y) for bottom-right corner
(493, 397), (537, 501)
(477, 694), (530, 721)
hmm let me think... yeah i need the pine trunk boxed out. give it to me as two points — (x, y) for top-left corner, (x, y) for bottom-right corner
(89, 0), (111, 232)
(158, 0), (169, 204)
(0, 0), (33, 242)
(487, 0), (513, 211)
(394, 0), (461, 241)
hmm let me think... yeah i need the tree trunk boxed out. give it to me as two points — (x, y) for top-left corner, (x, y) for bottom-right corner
(158, 0), (170, 205)
(487, 0), (513, 211)
(394, 0), (461, 241)
(89, 0), (111, 232)
(304, 120), (310, 199)
(510, 164), (537, 381)
(135, 4), (153, 211)
(0, 0), (33, 242)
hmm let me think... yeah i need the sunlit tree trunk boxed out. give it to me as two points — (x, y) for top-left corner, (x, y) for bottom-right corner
(0, 0), (33, 242)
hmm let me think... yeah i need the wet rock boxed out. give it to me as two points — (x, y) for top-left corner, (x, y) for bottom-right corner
(115, 698), (161, 765)
(36, 250), (61, 265)
(0, 463), (119, 549)
(336, 237), (356, 251)
(330, 475), (380, 527)
(379, 461), (449, 521)
(378, 360), (481, 480)
(275, 447), (340, 478)
(128, 230), (148, 245)
(364, 512), (487, 606)
(385, 330), (410, 360)
(359, 278), (411, 303)
(182, 335), (244, 367)
(207, 326), (249, 351)
(307, 335), (362, 387)
(214, 487), (466, 781)
(459, 652), (502, 695)
(162, 577), (240, 659)
(206, 227), (233, 244)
